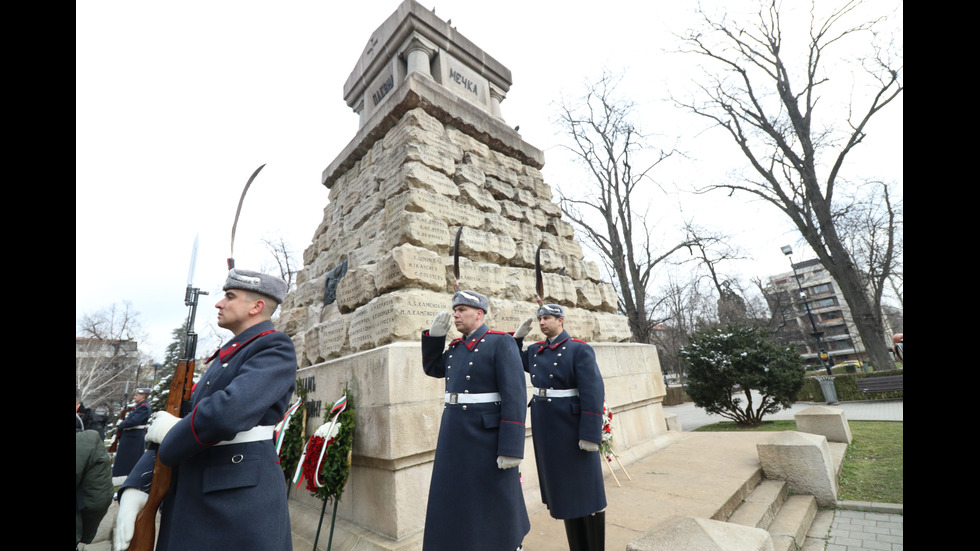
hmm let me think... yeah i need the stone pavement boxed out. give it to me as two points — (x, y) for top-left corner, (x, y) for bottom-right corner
(81, 397), (902, 551)
(663, 394), (904, 551)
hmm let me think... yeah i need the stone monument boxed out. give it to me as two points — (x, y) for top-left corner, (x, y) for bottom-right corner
(278, 2), (671, 548)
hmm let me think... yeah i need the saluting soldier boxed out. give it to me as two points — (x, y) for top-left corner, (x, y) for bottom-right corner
(421, 290), (530, 551)
(514, 304), (607, 551)
(111, 388), (153, 483)
(114, 268), (297, 551)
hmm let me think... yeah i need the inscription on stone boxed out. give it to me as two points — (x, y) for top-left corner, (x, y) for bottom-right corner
(373, 73), (395, 106)
(449, 67), (478, 95)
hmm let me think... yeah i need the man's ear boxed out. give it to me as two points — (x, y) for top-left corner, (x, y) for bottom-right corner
(250, 299), (267, 316)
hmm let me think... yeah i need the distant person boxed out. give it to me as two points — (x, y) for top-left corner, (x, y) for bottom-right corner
(111, 387), (152, 484)
(113, 268), (297, 551)
(421, 290), (530, 551)
(892, 333), (903, 363)
(77, 428), (114, 549)
(76, 390), (89, 432)
(514, 304), (607, 551)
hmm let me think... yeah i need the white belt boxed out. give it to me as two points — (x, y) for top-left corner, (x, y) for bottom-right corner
(125, 425), (148, 430)
(446, 392), (502, 404)
(534, 387), (579, 398)
(215, 425), (275, 446)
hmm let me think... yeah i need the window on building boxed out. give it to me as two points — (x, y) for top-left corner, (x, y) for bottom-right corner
(813, 297), (839, 308)
(809, 283), (833, 295)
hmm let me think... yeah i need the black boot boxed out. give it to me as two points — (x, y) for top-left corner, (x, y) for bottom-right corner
(563, 516), (587, 551)
(583, 511), (605, 551)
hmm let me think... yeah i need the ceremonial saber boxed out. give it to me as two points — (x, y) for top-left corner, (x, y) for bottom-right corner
(452, 225), (464, 292)
(228, 163), (266, 270)
(534, 244), (544, 306)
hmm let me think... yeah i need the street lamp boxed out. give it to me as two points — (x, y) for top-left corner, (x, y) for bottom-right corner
(781, 246), (833, 376)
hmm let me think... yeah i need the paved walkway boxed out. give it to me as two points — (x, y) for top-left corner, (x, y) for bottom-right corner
(663, 394), (903, 551)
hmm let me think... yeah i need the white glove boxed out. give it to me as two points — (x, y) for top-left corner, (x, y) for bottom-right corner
(145, 411), (180, 444)
(513, 317), (534, 339)
(579, 439), (599, 452)
(428, 311), (452, 337)
(114, 489), (149, 551)
(496, 455), (521, 469)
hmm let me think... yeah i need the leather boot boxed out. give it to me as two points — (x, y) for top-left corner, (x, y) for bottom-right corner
(583, 511), (605, 551)
(563, 516), (587, 551)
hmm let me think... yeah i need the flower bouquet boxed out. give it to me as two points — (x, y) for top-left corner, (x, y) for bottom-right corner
(599, 400), (631, 486)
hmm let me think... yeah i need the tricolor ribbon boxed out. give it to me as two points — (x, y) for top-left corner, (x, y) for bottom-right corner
(273, 398), (303, 455)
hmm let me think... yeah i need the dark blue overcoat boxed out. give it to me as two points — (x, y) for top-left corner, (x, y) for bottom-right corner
(112, 399), (151, 477)
(421, 324), (530, 551)
(518, 330), (607, 519)
(121, 321), (297, 550)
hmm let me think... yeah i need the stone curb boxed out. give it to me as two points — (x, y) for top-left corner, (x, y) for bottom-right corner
(834, 500), (903, 515)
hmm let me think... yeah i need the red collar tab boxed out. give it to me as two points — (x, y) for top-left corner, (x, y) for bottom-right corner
(215, 329), (277, 363)
(450, 329), (490, 351)
(538, 335), (569, 353)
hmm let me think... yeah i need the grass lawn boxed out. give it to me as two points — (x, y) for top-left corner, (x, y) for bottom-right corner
(695, 420), (903, 504)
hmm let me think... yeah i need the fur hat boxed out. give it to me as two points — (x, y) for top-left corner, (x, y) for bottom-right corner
(452, 290), (489, 313)
(223, 268), (288, 304)
(536, 304), (565, 319)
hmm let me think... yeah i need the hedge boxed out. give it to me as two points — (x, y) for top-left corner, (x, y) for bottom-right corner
(798, 369), (904, 402)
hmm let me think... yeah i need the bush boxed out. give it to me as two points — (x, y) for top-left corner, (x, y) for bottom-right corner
(681, 322), (806, 425)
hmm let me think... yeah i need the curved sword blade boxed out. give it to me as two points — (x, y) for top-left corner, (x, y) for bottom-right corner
(535, 244), (544, 306)
(453, 225), (464, 292)
(228, 163), (267, 269)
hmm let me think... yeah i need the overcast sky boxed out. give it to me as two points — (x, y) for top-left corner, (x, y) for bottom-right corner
(76, 0), (903, 362)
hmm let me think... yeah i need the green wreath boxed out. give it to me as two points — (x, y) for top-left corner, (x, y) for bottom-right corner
(299, 386), (356, 502)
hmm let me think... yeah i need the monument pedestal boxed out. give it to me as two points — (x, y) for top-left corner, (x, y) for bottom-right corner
(278, 2), (670, 548)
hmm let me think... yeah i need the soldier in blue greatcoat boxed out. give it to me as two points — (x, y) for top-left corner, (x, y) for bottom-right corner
(421, 290), (530, 551)
(113, 269), (297, 551)
(514, 304), (607, 551)
(112, 388), (152, 482)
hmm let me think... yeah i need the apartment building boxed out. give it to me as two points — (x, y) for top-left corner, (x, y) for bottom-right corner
(765, 258), (875, 367)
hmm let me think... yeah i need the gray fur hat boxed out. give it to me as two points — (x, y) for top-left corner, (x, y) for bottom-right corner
(134, 388), (153, 395)
(452, 290), (489, 313)
(223, 268), (288, 304)
(536, 304), (565, 319)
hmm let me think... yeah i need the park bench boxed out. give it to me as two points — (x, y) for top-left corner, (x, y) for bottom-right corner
(856, 375), (904, 394)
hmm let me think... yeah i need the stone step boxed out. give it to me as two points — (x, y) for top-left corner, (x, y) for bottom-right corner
(767, 495), (817, 551)
(727, 479), (788, 530)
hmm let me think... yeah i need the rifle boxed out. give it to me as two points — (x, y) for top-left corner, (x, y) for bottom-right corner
(128, 240), (207, 551)
(107, 407), (127, 453)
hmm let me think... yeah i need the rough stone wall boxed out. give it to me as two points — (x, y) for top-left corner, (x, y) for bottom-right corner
(278, 106), (629, 367)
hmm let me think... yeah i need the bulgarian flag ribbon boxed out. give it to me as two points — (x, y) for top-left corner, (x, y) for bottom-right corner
(292, 394), (348, 488)
(274, 398), (304, 455)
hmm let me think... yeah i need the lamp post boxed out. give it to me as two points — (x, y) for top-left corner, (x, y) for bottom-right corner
(781, 246), (834, 377)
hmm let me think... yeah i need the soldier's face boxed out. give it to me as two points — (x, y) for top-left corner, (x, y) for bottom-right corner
(453, 305), (483, 335)
(539, 314), (563, 339)
(216, 290), (261, 334)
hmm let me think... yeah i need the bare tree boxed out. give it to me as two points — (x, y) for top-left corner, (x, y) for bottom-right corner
(834, 180), (903, 327)
(675, 0), (902, 369)
(556, 71), (695, 343)
(76, 302), (148, 412)
(262, 235), (298, 292)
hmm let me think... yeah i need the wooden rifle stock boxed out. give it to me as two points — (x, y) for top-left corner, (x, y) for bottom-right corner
(127, 357), (196, 551)
(107, 408), (127, 453)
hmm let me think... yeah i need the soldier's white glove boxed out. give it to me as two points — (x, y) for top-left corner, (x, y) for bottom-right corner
(497, 455), (521, 469)
(513, 317), (534, 339)
(428, 311), (452, 337)
(145, 411), (180, 444)
(579, 439), (600, 452)
(114, 488), (149, 551)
